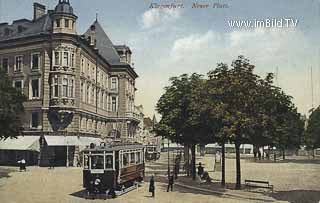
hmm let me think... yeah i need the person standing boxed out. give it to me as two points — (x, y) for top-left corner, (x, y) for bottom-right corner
(149, 175), (155, 197)
(197, 162), (204, 178)
(21, 158), (26, 171)
(167, 172), (174, 192)
(49, 156), (55, 169)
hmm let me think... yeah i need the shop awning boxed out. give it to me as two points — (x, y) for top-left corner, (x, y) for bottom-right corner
(0, 136), (40, 152)
(44, 136), (103, 147)
(44, 136), (82, 146)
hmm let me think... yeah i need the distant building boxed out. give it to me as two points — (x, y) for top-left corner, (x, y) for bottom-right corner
(0, 0), (140, 166)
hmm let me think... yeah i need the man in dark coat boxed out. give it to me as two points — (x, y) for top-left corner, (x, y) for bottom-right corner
(149, 175), (155, 197)
(167, 172), (174, 192)
(197, 162), (204, 178)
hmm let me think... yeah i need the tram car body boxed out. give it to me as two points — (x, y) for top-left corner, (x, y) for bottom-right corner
(145, 145), (160, 161)
(82, 143), (145, 198)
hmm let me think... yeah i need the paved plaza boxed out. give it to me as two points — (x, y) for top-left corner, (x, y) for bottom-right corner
(0, 153), (319, 203)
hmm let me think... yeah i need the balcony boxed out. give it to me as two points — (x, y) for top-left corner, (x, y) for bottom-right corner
(125, 112), (141, 122)
(50, 97), (76, 108)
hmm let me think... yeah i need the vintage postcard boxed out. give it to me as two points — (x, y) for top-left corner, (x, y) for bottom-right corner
(0, 0), (319, 203)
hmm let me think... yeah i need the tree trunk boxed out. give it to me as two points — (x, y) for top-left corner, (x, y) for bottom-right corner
(191, 144), (196, 180)
(221, 142), (225, 187)
(235, 140), (241, 190)
(184, 145), (190, 176)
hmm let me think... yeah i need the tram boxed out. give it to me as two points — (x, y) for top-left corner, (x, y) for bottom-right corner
(145, 144), (160, 161)
(82, 142), (145, 198)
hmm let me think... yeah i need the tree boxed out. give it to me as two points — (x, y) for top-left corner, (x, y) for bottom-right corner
(0, 67), (27, 140)
(305, 106), (320, 153)
(155, 73), (215, 180)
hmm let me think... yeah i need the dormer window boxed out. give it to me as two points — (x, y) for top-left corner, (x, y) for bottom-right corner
(18, 26), (23, 33)
(4, 28), (10, 36)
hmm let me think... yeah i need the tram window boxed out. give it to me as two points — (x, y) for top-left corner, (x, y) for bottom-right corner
(91, 155), (104, 169)
(136, 152), (141, 164)
(105, 155), (113, 169)
(130, 152), (135, 164)
(123, 153), (128, 167)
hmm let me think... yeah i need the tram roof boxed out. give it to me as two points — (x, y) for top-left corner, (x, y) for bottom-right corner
(81, 142), (144, 152)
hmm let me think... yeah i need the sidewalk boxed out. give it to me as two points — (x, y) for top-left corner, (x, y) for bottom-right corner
(174, 176), (277, 202)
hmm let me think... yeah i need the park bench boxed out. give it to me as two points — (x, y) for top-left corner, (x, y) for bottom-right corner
(245, 179), (273, 192)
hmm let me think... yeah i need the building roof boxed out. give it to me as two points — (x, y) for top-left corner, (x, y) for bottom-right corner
(84, 20), (123, 65)
(0, 14), (51, 42)
(55, 0), (74, 14)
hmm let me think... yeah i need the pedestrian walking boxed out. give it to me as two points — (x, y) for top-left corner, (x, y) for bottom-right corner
(49, 156), (55, 169)
(18, 158), (26, 172)
(149, 175), (155, 197)
(167, 172), (174, 192)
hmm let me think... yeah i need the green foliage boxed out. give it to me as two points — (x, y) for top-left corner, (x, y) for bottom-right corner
(155, 73), (215, 145)
(305, 107), (320, 149)
(0, 67), (27, 140)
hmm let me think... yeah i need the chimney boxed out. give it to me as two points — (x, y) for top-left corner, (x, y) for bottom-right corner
(33, 3), (46, 21)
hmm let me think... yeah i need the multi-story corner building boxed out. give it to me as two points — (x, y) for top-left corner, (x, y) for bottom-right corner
(0, 0), (140, 166)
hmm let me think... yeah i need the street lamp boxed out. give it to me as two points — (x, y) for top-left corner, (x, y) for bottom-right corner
(167, 139), (170, 176)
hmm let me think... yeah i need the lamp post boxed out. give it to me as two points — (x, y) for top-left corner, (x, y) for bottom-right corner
(167, 139), (170, 176)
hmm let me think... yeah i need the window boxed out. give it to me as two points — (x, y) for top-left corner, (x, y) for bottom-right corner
(87, 62), (90, 74)
(130, 152), (135, 164)
(71, 53), (74, 67)
(111, 96), (117, 112)
(18, 25), (23, 33)
(136, 152), (141, 164)
(65, 19), (69, 28)
(97, 90), (100, 108)
(31, 79), (39, 98)
(105, 155), (113, 169)
(31, 112), (39, 128)
(72, 21), (75, 29)
(91, 155), (104, 169)
(91, 87), (95, 104)
(123, 153), (128, 167)
(14, 80), (23, 89)
(63, 52), (69, 66)
(2, 58), (9, 73)
(54, 52), (60, 66)
(56, 19), (61, 28)
(81, 82), (84, 102)
(81, 59), (84, 73)
(105, 76), (108, 88)
(69, 79), (74, 98)
(53, 77), (58, 97)
(62, 78), (68, 97)
(86, 84), (90, 103)
(31, 53), (40, 70)
(4, 28), (10, 36)
(101, 92), (104, 109)
(15, 56), (23, 72)
(111, 77), (117, 90)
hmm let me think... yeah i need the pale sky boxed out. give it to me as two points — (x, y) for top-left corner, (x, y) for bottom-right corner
(1, 0), (319, 118)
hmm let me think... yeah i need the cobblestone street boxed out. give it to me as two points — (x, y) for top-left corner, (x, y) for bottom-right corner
(0, 152), (320, 203)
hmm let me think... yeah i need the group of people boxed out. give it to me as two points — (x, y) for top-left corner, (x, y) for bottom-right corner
(197, 162), (211, 182)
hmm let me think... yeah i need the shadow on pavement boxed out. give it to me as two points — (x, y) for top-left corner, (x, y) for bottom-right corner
(0, 168), (16, 179)
(270, 190), (320, 203)
(70, 189), (110, 200)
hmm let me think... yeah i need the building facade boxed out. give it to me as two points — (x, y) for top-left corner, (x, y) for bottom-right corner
(0, 0), (140, 166)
